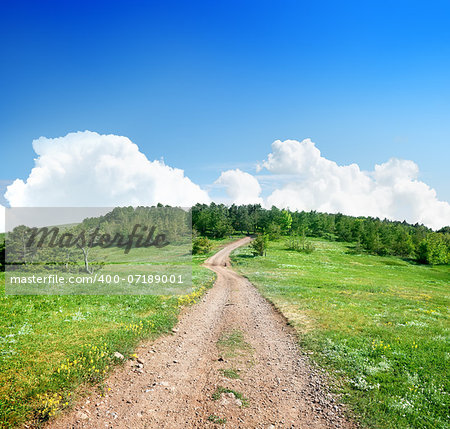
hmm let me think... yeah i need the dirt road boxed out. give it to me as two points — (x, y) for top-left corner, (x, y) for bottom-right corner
(49, 238), (353, 428)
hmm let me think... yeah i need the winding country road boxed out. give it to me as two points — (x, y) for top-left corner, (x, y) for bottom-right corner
(49, 238), (353, 428)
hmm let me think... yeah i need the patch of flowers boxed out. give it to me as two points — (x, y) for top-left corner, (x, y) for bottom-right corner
(177, 285), (207, 306)
(371, 339), (391, 353)
(56, 343), (111, 382)
(351, 375), (379, 391)
(36, 392), (70, 419)
(390, 396), (415, 413)
(17, 322), (33, 336)
(365, 358), (391, 375)
(123, 319), (155, 336)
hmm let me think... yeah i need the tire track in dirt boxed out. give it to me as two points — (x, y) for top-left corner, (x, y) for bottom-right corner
(48, 237), (354, 428)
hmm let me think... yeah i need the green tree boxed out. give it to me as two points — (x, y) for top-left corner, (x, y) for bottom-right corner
(335, 214), (352, 242)
(391, 227), (414, 257)
(416, 233), (449, 265)
(0, 234), (5, 271)
(250, 234), (268, 256)
(6, 225), (37, 264)
(265, 222), (282, 240)
(192, 236), (213, 255)
(286, 230), (315, 253)
(280, 210), (293, 235)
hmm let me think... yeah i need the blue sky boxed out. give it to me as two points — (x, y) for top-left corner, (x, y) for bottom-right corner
(1, 0), (449, 204)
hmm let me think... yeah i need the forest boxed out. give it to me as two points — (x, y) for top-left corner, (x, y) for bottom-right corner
(1, 203), (449, 271)
(1, 206), (190, 273)
(191, 203), (450, 265)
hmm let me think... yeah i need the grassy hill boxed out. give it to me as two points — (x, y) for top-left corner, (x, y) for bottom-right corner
(0, 237), (238, 428)
(231, 238), (449, 428)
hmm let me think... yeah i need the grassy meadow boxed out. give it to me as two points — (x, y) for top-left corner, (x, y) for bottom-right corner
(0, 237), (238, 428)
(231, 238), (449, 429)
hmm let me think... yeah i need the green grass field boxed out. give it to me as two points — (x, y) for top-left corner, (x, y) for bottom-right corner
(0, 237), (238, 428)
(231, 238), (450, 429)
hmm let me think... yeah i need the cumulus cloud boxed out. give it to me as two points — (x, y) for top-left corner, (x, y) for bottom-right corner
(258, 139), (450, 230)
(214, 169), (263, 205)
(5, 131), (210, 208)
(4, 133), (449, 231)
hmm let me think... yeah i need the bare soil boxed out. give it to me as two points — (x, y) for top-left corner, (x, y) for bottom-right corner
(48, 238), (355, 428)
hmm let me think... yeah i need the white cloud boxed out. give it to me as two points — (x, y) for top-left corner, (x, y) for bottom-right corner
(5, 131), (210, 208)
(214, 169), (263, 205)
(258, 139), (450, 230)
(4, 133), (449, 231)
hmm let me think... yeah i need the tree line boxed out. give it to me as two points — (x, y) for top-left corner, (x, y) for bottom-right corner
(1, 204), (449, 271)
(191, 203), (450, 265)
(0, 233), (4, 270)
(1, 206), (190, 273)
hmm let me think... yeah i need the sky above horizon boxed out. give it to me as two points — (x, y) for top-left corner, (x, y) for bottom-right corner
(1, 0), (449, 229)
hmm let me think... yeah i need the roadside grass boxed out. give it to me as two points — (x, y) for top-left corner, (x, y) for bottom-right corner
(219, 368), (240, 379)
(212, 386), (249, 407)
(0, 238), (223, 428)
(192, 235), (245, 265)
(217, 329), (252, 359)
(90, 241), (192, 264)
(7, 242), (197, 296)
(207, 414), (227, 424)
(231, 238), (450, 429)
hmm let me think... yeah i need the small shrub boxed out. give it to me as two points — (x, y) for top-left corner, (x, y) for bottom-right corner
(286, 234), (315, 253)
(265, 222), (282, 240)
(250, 234), (268, 256)
(192, 236), (213, 255)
